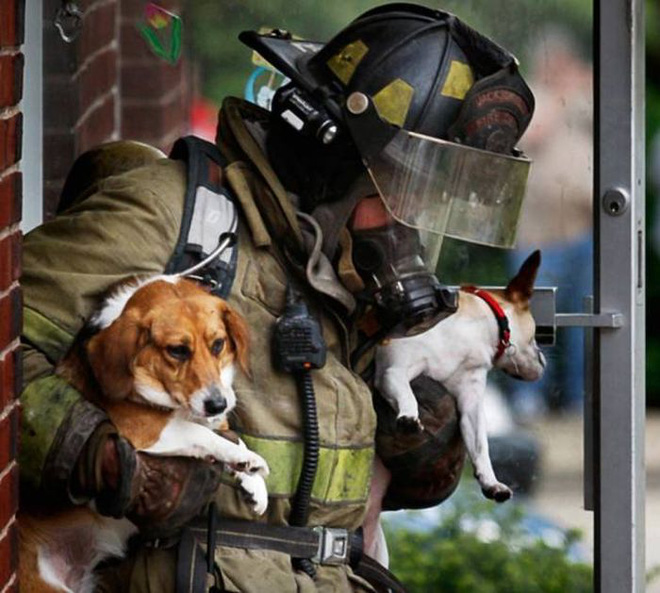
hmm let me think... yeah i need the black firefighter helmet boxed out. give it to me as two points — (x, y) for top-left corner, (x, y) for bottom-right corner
(240, 3), (534, 160)
(240, 3), (535, 253)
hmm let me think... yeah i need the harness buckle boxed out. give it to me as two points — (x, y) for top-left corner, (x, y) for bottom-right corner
(312, 527), (350, 565)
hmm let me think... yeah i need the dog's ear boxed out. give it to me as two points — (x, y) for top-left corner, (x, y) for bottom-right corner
(86, 312), (149, 402)
(222, 304), (250, 376)
(57, 322), (102, 393)
(505, 250), (542, 303)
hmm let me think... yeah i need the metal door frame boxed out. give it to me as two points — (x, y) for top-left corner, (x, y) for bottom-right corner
(21, 0), (43, 233)
(595, 0), (645, 591)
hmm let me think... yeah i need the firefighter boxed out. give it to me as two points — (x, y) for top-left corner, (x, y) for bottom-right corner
(20, 5), (534, 591)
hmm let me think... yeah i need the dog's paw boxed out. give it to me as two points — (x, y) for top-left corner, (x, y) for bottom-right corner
(230, 451), (270, 478)
(396, 415), (424, 434)
(238, 473), (269, 515)
(482, 483), (513, 503)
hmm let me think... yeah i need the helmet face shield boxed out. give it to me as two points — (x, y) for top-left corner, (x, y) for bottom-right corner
(241, 8), (535, 254)
(364, 129), (532, 252)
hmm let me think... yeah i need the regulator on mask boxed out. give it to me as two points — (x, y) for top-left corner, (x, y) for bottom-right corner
(349, 196), (457, 332)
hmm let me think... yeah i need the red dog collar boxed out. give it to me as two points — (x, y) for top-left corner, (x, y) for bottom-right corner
(462, 286), (511, 360)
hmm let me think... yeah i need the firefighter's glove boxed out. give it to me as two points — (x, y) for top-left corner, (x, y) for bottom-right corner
(73, 422), (221, 537)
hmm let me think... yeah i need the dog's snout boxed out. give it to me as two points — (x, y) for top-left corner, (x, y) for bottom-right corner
(204, 387), (227, 416)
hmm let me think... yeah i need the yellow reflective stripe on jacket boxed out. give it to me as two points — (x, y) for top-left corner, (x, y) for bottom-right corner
(241, 435), (373, 503)
(23, 306), (74, 363)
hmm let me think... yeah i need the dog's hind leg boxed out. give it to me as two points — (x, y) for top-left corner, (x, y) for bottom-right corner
(20, 512), (136, 593)
(454, 372), (512, 502)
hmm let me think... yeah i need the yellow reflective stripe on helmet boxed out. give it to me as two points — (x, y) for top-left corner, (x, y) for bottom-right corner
(23, 306), (74, 363)
(441, 60), (474, 100)
(372, 79), (414, 127)
(241, 435), (373, 502)
(327, 40), (369, 85)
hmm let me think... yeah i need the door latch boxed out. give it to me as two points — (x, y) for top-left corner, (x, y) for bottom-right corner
(530, 287), (623, 345)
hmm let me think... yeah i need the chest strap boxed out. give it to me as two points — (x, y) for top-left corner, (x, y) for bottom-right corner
(170, 518), (408, 593)
(462, 286), (511, 360)
(166, 136), (239, 299)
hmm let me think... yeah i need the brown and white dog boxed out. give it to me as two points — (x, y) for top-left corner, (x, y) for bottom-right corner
(374, 250), (545, 503)
(19, 276), (269, 593)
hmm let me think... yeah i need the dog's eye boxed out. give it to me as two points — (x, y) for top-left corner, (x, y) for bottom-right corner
(211, 338), (225, 356)
(166, 344), (192, 361)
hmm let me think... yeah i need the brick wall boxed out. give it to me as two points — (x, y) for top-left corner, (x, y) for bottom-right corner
(0, 0), (24, 590)
(120, 0), (190, 151)
(43, 0), (120, 219)
(42, 0), (189, 220)
(0, 2), (189, 589)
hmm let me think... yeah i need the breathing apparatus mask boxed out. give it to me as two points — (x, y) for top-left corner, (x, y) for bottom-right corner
(240, 4), (535, 332)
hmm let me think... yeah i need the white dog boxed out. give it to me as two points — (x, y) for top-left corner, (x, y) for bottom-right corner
(374, 251), (545, 502)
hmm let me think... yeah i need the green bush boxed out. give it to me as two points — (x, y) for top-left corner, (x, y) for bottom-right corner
(384, 493), (593, 593)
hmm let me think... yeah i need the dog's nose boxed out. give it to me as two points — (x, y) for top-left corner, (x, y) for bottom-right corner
(204, 388), (227, 416)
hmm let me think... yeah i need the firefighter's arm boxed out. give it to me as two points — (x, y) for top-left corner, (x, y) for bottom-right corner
(19, 341), (112, 501)
(373, 375), (466, 510)
(20, 351), (220, 530)
(20, 344), (128, 511)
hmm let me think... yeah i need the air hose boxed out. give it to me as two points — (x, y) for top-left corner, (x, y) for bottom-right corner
(273, 284), (327, 579)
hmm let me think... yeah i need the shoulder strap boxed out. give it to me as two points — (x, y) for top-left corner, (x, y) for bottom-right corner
(166, 136), (239, 299)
